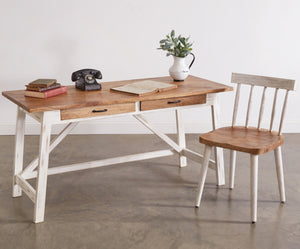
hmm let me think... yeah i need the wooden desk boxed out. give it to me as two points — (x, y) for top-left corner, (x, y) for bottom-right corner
(2, 75), (232, 223)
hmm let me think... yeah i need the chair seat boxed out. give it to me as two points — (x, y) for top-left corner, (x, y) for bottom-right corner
(200, 126), (284, 155)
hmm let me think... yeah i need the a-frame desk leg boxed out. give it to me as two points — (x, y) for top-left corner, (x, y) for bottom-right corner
(12, 107), (26, 197)
(33, 111), (52, 223)
(176, 109), (187, 167)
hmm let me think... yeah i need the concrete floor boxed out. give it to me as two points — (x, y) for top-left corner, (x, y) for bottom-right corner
(0, 134), (299, 249)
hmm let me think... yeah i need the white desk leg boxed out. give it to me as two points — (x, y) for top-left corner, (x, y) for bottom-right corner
(176, 109), (187, 167)
(34, 112), (52, 223)
(211, 95), (225, 186)
(12, 107), (26, 197)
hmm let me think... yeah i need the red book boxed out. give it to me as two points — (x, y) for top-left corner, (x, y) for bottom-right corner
(25, 86), (67, 99)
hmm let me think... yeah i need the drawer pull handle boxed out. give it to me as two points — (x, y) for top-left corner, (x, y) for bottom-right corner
(92, 109), (108, 113)
(168, 100), (181, 104)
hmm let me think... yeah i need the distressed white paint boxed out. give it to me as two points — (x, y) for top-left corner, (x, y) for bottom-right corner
(176, 109), (187, 167)
(134, 114), (182, 153)
(182, 148), (216, 170)
(257, 86), (267, 129)
(245, 85), (254, 127)
(231, 73), (296, 90)
(15, 175), (36, 203)
(195, 145), (212, 207)
(12, 107), (26, 197)
(250, 154), (258, 223)
(278, 90), (290, 135)
(33, 111), (52, 223)
(12, 97), (226, 223)
(269, 88), (279, 131)
(274, 146), (286, 203)
(135, 101), (140, 112)
(211, 95), (225, 186)
(229, 150), (236, 189)
(232, 83), (241, 127)
(22, 122), (78, 177)
(25, 149), (176, 179)
(230, 73), (295, 133)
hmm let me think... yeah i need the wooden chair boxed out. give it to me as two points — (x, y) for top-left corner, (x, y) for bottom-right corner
(195, 73), (296, 223)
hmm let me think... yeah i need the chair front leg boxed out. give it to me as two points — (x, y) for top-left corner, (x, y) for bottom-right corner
(229, 150), (236, 189)
(195, 145), (212, 208)
(274, 146), (286, 203)
(250, 154), (258, 223)
(210, 95), (225, 186)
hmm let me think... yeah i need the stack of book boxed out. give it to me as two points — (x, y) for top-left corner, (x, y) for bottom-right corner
(25, 79), (67, 98)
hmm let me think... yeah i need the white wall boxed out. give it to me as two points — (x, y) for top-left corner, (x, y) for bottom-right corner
(0, 0), (299, 134)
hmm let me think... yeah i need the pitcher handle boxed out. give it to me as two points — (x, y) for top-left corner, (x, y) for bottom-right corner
(188, 52), (195, 69)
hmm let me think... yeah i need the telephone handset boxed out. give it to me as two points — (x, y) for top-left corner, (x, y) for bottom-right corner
(71, 69), (102, 91)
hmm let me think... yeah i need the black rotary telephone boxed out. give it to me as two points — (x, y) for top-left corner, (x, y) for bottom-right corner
(71, 69), (102, 91)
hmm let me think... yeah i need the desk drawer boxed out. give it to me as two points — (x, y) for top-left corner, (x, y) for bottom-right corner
(61, 103), (135, 120)
(140, 94), (206, 111)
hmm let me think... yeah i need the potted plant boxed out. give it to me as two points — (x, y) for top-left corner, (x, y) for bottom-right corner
(158, 30), (195, 81)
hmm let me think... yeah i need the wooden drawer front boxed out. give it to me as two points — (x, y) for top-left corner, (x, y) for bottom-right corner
(140, 94), (206, 111)
(61, 103), (135, 120)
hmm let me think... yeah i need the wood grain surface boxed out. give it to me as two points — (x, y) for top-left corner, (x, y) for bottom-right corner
(60, 103), (135, 120)
(141, 94), (206, 111)
(2, 75), (232, 113)
(231, 73), (295, 90)
(199, 126), (284, 155)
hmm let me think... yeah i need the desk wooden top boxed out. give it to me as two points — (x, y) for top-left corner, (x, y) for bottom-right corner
(2, 75), (233, 113)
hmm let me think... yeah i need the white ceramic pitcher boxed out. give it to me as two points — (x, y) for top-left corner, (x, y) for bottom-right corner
(169, 53), (195, 81)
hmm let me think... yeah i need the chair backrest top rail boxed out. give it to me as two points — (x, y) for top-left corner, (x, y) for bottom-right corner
(231, 73), (295, 90)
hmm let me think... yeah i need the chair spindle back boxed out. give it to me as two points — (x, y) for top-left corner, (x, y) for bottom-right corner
(231, 73), (295, 135)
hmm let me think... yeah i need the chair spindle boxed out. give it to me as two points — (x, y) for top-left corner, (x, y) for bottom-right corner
(257, 86), (267, 129)
(232, 83), (241, 127)
(278, 90), (290, 135)
(245, 85), (254, 127)
(269, 88), (279, 131)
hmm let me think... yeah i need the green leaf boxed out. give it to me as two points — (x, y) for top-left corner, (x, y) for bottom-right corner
(171, 30), (175, 38)
(179, 37), (185, 46)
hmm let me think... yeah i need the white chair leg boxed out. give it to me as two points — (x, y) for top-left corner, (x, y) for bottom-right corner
(229, 150), (236, 189)
(195, 145), (212, 207)
(210, 95), (225, 186)
(214, 147), (225, 186)
(250, 154), (258, 223)
(274, 146), (286, 203)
